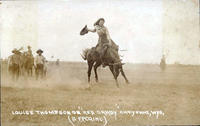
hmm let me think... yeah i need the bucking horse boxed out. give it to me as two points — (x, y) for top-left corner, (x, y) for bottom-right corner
(80, 26), (129, 88)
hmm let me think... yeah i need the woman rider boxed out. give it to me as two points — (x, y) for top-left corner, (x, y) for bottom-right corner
(86, 18), (119, 65)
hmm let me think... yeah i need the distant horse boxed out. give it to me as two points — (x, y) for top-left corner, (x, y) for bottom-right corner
(7, 54), (20, 80)
(24, 54), (34, 76)
(81, 47), (129, 88)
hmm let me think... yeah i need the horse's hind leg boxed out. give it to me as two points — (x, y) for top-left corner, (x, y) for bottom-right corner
(28, 68), (32, 77)
(93, 61), (101, 83)
(27, 69), (29, 76)
(110, 65), (119, 88)
(109, 66), (114, 76)
(120, 67), (129, 84)
(115, 66), (120, 87)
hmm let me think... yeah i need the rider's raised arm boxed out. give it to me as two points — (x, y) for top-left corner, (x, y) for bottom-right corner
(87, 27), (96, 33)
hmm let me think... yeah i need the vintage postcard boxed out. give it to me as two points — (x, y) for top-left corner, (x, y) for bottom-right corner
(1, 0), (200, 126)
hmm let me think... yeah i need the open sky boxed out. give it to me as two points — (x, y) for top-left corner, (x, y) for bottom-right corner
(1, 0), (199, 64)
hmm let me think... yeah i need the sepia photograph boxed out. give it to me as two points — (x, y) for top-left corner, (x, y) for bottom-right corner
(1, 0), (200, 126)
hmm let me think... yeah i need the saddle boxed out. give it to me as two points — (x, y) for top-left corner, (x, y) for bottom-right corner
(95, 44), (121, 67)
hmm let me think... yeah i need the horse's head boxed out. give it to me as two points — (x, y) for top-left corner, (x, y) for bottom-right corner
(80, 25), (88, 35)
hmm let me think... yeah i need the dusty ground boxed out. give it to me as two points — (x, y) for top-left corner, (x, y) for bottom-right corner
(1, 62), (200, 126)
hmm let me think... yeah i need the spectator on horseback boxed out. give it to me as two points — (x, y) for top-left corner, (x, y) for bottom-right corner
(84, 18), (119, 67)
(34, 49), (46, 79)
(27, 45), (33, 56)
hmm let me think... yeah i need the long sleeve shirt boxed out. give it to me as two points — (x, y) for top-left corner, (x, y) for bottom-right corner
(34, 55), (45, 65)
(95, 26), (111, 41)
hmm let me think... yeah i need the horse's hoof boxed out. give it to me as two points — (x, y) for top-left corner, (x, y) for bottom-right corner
(95, 80), (99, 83)
(126, 81), (130, 84)
(85, 87), (91, 91)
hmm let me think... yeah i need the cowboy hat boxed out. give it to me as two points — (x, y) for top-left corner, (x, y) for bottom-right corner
(36, 49), (43, 54)
(12, 48), (21, 54)
(80, 25), (88, 35)
(12, 48), (18, 53)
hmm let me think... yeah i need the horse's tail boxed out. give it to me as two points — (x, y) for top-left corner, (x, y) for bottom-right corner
(81, 48), (90, 60)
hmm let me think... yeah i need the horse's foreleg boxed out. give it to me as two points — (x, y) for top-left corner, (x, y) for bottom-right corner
(93, 61), (101, 83)
(120, 67), (129, 84)
(87, 61), (94, 83)
(16, 66), (20, 81)
(30, 67), (33, 76)
(28, 68), (32, 77)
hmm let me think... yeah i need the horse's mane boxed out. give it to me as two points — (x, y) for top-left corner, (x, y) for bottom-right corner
(81, 48), (91, 60)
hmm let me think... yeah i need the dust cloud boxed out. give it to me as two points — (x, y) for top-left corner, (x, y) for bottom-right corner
(1, 62), (88, 89)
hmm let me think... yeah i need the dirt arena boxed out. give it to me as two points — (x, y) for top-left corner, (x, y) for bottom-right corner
(1, 61), (200, 126)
